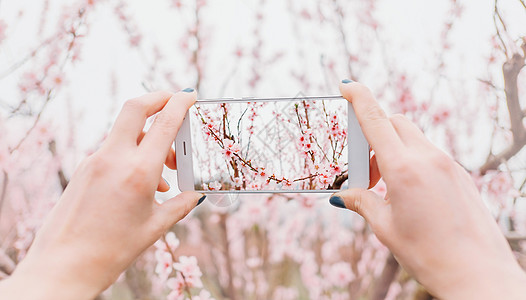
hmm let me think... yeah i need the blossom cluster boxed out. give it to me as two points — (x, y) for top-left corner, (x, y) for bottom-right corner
(153, 232), (212, 299)
(193, 99), (348, 191)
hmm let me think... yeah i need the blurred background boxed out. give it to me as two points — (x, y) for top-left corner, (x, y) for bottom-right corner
(1, 0), (525, 299)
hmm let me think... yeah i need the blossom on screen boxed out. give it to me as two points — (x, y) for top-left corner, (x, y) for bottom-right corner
(208, 181), (222, 190)
(222, 139), (241, 158)
(330, 163), (343, 175)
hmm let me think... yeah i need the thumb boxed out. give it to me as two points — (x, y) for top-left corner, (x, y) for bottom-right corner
(155, 192), (206, 231)
(329, 189), (385, 224)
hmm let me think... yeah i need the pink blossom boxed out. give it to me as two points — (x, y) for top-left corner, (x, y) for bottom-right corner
(234, 47), (243, 57)
(154, 231), (180, 251)
(330, 163), (342, 175)
(222, 140), (240, 158)
(273, 286), (298, 300)
(330, 124), (340, 136)
(248, 182), (262, 190)
(302, 142), (313, 152)
(172, 0), (183, 9)
(173, 256), (203, 288)
(257, 168), (267, 178)
(281, 177), (292, 188)
(487, 172), (517, 207)
(246, 256), (262, 268)
(233, 177), (243, 187)
(208, 181), (222, 190)
(19, 72), (42, 94)
(432, 107), (450, 125)
(194, 290), (215, 300)
(166, 273), (185, 300)
(318, 172), (331, 185)
(323, 262), (355, 287)
(129, 34), (142, 47)
(154, 251), (173, 280)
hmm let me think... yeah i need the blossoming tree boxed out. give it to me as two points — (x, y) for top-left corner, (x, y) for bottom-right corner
(0, 0), (525, 299)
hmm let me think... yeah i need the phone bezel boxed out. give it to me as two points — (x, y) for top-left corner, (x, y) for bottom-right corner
(175, 95), (369, 193)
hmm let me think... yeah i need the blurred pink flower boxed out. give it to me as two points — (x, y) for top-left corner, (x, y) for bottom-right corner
(432, 107), (451, 125)
(194, 290), (215, 300)
(173, 256), (203, 288)
(324, 262), (355, 288)
(155, 251), (173, 281)
(273, 286), (298, 300)
(154, 231), (180, 252)
(166, 273), (185, 300)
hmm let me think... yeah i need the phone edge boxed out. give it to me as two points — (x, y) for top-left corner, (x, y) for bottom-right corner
(347, 100), (370, 189)
(174, 111), (196, 192)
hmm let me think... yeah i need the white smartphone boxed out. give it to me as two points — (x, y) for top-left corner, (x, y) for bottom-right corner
(175, 95), (369, 193)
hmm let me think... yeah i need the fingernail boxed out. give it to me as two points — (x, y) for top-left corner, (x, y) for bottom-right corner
(163, 178), (170, 189)
(329, 195), (346, 209)
(182, 88), (195, 93)
(341, 79), (353, 84)
(196, 195), (206, 207)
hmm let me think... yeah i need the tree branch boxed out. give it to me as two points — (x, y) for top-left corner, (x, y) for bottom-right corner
(480, 43), (526, 174)
(370, 253), (400, 300)
(0, 249), (15, 276)
(0, 170), (7, 224)
(48, 140), (69, 191)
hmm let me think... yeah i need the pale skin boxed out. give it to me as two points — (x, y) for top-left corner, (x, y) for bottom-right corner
(0, 83), (524, 299)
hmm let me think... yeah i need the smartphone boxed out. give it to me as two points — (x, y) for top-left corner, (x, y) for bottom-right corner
(175, 95), (369, 193)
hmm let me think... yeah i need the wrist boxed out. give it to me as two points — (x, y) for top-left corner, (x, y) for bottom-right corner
(3, 248), (107, 300)
(434, 258), (526, 300)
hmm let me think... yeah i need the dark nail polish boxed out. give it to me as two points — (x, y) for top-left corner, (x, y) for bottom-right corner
(182, 88), (195, 93)
(342, 79), (353, 84)
(196, 195), (206, 207)
(329, 195), (346, 209)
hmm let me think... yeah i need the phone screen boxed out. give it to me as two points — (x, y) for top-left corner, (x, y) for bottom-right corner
(188, 97), (349, 191)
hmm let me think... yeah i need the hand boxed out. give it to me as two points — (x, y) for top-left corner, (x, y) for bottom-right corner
(0, 90), (205, 300)
(330, 80), (526, 299)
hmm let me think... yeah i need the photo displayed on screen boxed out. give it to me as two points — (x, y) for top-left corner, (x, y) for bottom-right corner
(190, 97), (349, 191)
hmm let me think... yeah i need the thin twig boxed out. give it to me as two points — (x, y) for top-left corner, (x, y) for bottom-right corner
(494, 0), (510, 59)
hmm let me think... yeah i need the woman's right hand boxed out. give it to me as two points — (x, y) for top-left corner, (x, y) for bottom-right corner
(330, 80), (526, 299)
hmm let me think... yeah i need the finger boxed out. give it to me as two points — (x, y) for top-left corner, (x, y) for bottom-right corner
(369, 153), (381, 189)
(157, 177), (170, 193)
(166, 147), (177, 170)
(389, 114), (430, 147)
(154, 192), (206, 232)
(140, 89), (197, 169)
(138, 131), (177, 169)
(108, 91), (175, 147)
(339, 80), (404, 163)
(329, 189), (386, 226)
